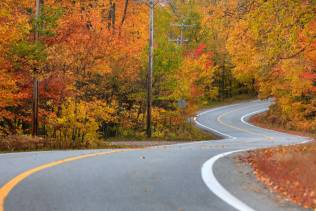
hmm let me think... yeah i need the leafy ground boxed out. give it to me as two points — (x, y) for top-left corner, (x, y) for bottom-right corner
(244, 113), (316, 209)
(250, 113), (316, 139)
(244, 143), (316, 209)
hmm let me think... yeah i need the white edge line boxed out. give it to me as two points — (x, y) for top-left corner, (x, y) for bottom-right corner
(240, 108), (269, 127)
(194, 104), (239, 140)
(196, 100), (260, 117)
(195, 106), (257, 211)
(138, 102), (257, 150)
(194, 99), (267, 140)
(241, 109), (313, 143)
(201, 149), (255, 211)
(198, 105), (312, 211)
(194, 116), (236, 140)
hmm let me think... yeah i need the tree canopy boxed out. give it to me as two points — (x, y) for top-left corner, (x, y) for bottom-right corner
(0, 0), (315, 144)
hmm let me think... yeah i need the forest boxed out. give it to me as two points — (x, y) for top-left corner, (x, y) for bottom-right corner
(0, 0), (315, 149)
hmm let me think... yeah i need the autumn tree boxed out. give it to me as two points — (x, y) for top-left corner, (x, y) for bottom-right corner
(225, 0), (316, 132)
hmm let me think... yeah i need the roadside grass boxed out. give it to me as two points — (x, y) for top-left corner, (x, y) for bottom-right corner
(107, 122), (217, 142)
(0, 135), (125, 153)
(244, 142), (316, 209)
(0, 123), (216, 153)
(107, 123), (217, 148)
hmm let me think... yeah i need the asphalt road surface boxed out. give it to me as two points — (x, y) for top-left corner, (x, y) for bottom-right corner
(0, 100), (311, 211)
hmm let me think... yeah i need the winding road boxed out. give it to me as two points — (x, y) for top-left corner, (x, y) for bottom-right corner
(0, 100), (310, 211)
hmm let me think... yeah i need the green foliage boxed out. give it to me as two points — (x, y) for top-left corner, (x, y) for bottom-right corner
(153, 32), (183, 104)
(10, 41), (46, 63)
(32, 6), (63, 37)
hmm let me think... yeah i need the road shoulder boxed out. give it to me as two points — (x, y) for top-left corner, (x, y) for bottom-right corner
(213, 153), (308, 211)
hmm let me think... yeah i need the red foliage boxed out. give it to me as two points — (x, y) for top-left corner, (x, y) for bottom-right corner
(194, 43), (207, 58)
(193, 43), (214, 68)
(40, 74), (73, 104)
(302, 73), (316, 80)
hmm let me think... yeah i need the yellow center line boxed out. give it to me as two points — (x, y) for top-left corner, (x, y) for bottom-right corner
(217, 108), (274, 141)
(0, 149), (136, 211)
(0, 107), (273, 211)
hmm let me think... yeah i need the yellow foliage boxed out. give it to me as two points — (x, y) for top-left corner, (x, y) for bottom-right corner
(47, 98), (117, 144)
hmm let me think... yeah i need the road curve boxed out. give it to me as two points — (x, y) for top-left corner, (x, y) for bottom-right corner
(0, 100), (310, 211)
